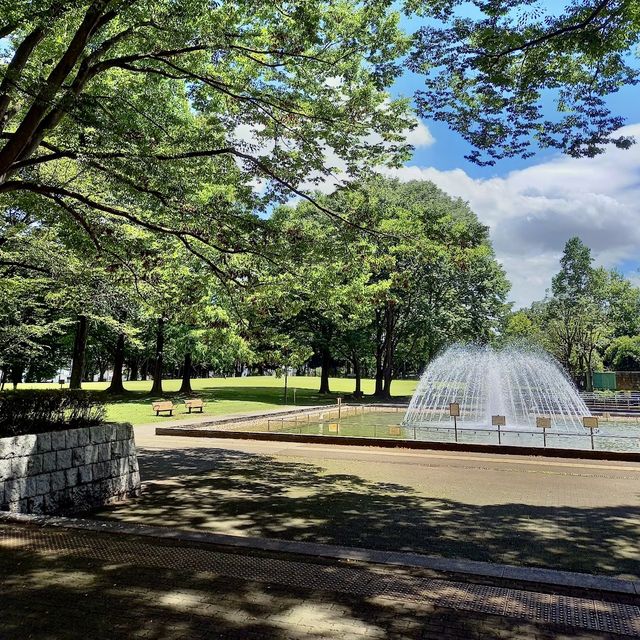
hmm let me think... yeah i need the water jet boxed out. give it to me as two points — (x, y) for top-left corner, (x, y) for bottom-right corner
(403, 344), (590, 433)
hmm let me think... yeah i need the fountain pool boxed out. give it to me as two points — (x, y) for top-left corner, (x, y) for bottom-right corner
(256, 406), (640, 452)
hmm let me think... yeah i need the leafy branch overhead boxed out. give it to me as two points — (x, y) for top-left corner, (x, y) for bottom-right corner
(1, 0), (639, 269)
(409, 0), (640, 164)
(0, 0), (413, 269)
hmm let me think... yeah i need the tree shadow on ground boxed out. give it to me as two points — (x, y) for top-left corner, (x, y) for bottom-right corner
(102, 385), (336, 404)
(94, 447), (640, 578)
(0, 530), (627, 640)
(101, 385), (411, 406)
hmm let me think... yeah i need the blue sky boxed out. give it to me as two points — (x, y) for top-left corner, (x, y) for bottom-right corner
(381, 5), (640, 309)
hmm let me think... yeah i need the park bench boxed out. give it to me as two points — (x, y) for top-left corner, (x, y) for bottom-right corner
(152, 400), (175, 416)
(184, 398), (204, 414)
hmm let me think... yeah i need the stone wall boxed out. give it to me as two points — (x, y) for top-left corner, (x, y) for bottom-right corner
(613, 371), (640, 391)
(0, 423), (140, 515)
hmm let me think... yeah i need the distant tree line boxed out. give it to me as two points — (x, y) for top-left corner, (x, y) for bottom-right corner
(0, 177), (510, 397)
(503, 238), (640, 389)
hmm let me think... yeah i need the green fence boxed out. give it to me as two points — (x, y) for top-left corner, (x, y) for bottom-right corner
(592, 372), (617, 391)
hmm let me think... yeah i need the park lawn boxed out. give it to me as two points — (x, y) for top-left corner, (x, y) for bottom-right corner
(16, 376), (417, 426)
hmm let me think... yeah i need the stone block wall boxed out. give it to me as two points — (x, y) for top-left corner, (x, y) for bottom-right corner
(0, 423), (141, 515)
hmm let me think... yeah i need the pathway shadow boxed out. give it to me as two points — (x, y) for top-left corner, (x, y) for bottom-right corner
(0, 537), (589, 640)
(94, 447), (640, 578)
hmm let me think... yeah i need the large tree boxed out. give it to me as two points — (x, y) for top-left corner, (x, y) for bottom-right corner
(341, 178), (509, 397)
(257, 177), (509, 398)
(507, 237), (640, 387)
(544, 238), (609, 388)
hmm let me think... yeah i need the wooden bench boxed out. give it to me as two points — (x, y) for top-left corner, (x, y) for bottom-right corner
(152, 401), (175, 416)
(184, 398), (204, 414)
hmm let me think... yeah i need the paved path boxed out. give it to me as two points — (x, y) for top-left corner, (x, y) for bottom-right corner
(1, 521), (639, 640)
(94, 425), (640, 578)
(4, 427), (640, 639)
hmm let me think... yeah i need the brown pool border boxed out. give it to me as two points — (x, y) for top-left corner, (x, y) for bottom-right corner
(155, 426), (640, 462)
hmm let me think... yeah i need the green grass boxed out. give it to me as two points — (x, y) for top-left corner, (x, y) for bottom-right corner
(12, 376), (417, 425)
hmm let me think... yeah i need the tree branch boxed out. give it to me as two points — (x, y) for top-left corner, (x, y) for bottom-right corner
(12, 145), (235, 167)
(0, 26), (47, 133)
(89, 45), (208, 75)
(0, 0), (114, 177)
(152, 56), (332, 122)
(0, 22), (19, 39)
(228, 149), (381, 235)
(0, 260), (51, 275)
(0, 179), (256, 256)
(53, 196), (102, 251)
(8, 143), (384, 238)
(487, 0), (616, 59)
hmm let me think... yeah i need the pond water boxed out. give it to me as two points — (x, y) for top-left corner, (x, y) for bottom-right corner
(263, 407), (640, 453)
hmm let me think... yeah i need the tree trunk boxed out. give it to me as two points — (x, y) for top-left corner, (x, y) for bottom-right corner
(0, 1), (113, 180)
(585, 350), (594, 392)
(179, 351), (193, 394)
(382, 361), (393, 399)
(380, 302), (395, 400)
(107, 333), (126, 394)
(69, 314), (88, 390)
(585, 371), (593, 392)
(10, 363), (23, 389)
(319, 346), (331, 394)
(0, 368), (5, 391)
(352, 355), (363, 399)
(128, 358), (139, 381)
(374, 309), (384, 396)
(150, 317), (164, 395)
(140, 359), (148, 381)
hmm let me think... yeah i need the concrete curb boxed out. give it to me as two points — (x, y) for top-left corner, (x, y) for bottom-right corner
(154, 427), (640, 463)
(1, 511), (638, 596)
(138, 405), (334, 430)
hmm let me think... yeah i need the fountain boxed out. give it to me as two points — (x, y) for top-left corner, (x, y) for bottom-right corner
(403, 344), (591, 434)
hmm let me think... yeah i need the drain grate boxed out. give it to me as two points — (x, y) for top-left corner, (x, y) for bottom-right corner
(2, 524), (639, 637)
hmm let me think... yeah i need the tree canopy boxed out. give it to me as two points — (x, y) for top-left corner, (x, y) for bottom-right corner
(250, 176), (509, 397)
(410, 0), (640, 164)
(3, 1), (640, 394)
(504, 237), (640, 388)
(0, 0), (413, 273)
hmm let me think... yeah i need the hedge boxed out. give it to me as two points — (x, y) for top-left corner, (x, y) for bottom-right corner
(0, 390), (106, 437)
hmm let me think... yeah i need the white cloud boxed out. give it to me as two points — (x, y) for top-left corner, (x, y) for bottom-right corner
(324, 76), (343, 89)
(402, 119), (435, 148)
(380, 124), (640, 308)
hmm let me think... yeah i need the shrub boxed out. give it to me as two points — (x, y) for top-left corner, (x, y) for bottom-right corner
(0, 390), (106, 437)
